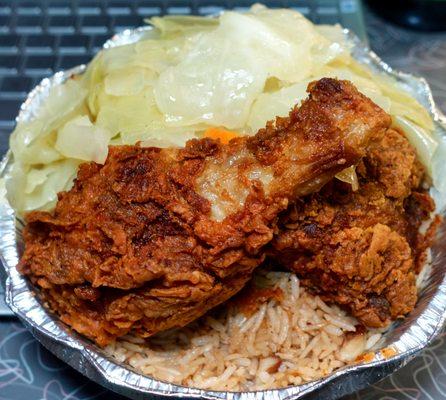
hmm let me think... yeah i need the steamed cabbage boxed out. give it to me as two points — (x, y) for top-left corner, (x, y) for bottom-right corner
(6, 4), (443, 214)
(56, 116), (110, 164)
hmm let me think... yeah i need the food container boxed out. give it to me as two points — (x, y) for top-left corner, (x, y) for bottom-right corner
(1, 26), (446, 400)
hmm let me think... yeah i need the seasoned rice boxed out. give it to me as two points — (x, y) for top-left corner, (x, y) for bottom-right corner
(105, 270), (384, 391)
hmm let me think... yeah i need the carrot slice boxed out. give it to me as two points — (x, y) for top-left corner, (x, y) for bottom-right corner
(204, 127), (238, 144)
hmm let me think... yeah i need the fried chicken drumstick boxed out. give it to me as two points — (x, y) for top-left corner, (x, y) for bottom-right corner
(271, 128), (437, 328)
(18, 78), (390, 346)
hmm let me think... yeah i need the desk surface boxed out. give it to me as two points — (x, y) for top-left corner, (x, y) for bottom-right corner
(1, 5), (446, 400)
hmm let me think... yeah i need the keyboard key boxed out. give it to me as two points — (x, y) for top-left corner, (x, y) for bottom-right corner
(291, 6), (310, 15)
(317, 5), (339, 14)
(78, 6), (101, 16)
(0, 35), (20, 52)
(0, 120), (14, 130)
(48, 7), (71, 16)
(107, 0), (132, 15)
(136, 0), (162, 16)
(24, 55), (56, 74)
(198, 6), (224, 15)
(16, 15), (44, 33)
(166, 6), (192, 14)
(47, 1), (72, 15)
(59, 35), (90, 53)
(81, 15), (111, 33)
(48, 15), (77, 33)
(59, 54), (90, 70)
(91, 34), (110, 51)
(0, 3), (11, 15)
(78, 0), (103, 16)
(136, 6), (161, 17)
(0, 55), (20, 74)
(0, 99), (22, 123)
(1, 76), (33, 96)
(25, 34), (56, 53)
(113, 15), (144, 30)
(0, 0), (12, 15)
(17, 5), (42, 15)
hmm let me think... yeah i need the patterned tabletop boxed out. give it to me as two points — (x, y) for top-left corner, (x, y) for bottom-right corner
(1, 6), (446, 400)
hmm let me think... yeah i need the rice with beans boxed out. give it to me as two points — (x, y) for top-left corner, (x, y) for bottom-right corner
(105, 270), (384, 390)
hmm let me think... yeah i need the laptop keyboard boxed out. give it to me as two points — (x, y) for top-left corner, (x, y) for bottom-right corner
(0, 0), (366, 316)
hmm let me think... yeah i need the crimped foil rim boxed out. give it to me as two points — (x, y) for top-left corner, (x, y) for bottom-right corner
(0, 25), (446, 400)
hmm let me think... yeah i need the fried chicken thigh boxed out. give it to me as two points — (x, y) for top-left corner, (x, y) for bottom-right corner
(18, 78), (391, 346)
(271, 129), (437, 328)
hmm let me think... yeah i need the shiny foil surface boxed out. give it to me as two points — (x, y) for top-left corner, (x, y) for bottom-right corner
(1, 28), (446, 400)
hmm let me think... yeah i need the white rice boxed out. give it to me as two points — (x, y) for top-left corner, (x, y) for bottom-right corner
(105, 270), (382, 391)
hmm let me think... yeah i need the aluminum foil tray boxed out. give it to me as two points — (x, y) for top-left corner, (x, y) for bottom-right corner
(1, 26), (446, 400)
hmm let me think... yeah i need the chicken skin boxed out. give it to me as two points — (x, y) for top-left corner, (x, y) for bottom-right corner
(271, 129), (437, 328)
(18, 78), (391, 346)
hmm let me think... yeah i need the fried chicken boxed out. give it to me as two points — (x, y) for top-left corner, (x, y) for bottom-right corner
(18, 78), (391, 346)
(271, 128), (437, 328)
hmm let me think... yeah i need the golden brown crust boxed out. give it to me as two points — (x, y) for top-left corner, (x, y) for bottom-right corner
(270, 129), (437, 327)
(18, 78), (391, 345)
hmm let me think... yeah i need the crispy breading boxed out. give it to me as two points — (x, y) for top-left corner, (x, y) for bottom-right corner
(271, 129), (436, 327)
(18, 78), (391, 346)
